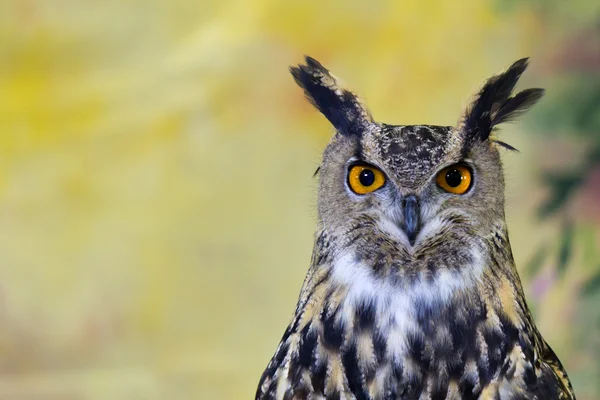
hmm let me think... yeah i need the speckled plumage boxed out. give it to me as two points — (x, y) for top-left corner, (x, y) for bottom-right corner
(256, 57), (575, 400)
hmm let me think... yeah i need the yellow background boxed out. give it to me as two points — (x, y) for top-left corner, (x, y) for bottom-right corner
(0, 0), (598, 398)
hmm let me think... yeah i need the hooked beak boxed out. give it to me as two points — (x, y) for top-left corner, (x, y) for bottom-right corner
(402, 195), (420, 246)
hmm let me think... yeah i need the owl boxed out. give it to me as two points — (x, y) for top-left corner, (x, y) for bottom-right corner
(256, 56), (575, 400)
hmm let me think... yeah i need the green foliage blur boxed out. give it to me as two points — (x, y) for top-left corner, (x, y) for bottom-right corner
(508, 1), (600, 396)
(0, 0), (598, 398)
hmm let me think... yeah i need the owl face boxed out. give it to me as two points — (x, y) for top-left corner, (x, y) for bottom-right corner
(317, 123), (505, 254)
(291, 56), (542, 263)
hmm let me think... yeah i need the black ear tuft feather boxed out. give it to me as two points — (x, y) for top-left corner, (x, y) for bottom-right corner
(493, 88), (545, 126)
(290, 56), (372, 136)
(460, 58), (544, 145)
(491, 140), (520, 152)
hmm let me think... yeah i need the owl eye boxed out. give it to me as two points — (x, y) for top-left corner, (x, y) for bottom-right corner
(436, 165), (472, 194)
(348, 164), (386, 194)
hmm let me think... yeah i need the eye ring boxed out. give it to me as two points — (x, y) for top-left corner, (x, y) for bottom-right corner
(436, 165), (472, 195)
(348, 164), (386, 195)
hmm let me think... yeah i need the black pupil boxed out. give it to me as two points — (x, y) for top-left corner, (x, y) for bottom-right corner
(359, 169), (375, 186)
(445, 169), (463, 187)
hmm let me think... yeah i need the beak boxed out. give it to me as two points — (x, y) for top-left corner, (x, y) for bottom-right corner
(402, 195), (420, 246)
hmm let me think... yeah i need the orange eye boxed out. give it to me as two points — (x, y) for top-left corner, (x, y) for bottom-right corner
(348, 164), (386, 195)
(436, 165), (472, 194)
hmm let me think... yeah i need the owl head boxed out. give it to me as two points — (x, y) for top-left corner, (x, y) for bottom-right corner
(291, 57), (543, 261)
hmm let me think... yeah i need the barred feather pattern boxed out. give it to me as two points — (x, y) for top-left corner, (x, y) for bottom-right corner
(256, 224), (574, 400)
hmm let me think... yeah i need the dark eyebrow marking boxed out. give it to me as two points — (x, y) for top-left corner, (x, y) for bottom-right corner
(355, 139), (365, 161)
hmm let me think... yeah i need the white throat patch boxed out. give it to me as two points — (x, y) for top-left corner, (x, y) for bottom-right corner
(330, 249), (484, 360)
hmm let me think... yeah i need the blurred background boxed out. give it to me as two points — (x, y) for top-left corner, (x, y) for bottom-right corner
(0, 0), (599, 398)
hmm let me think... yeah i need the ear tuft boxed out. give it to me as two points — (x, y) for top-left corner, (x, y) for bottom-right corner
(493, 88), (545, 126)
(491, 139), (520, 152)
(290, 56), (373, 136)
(459, 58), (544, 144)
